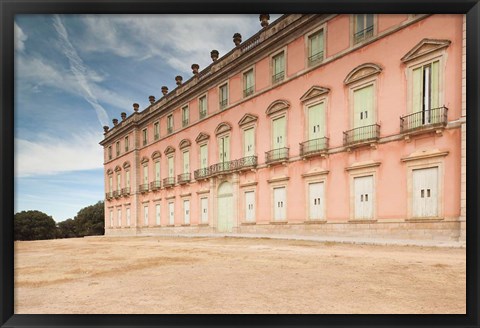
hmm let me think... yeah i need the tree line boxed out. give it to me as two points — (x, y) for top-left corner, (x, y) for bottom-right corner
(14, 201), (104, 241)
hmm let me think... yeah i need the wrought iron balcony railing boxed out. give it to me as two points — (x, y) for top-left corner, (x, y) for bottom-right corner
(113, 190), (121, 198)
(265, 147), (289, 164)
(194, 167), (209, 180)
(139, 184), (149, 193)
(400, 106), (448, 134)
(308, 51), (324, 66)
(343, 124), (380, 147)
(199, 109), (207, 119)
(167, 126), (173, 134)
(272, 71), (285, 84)
(105, 192), (113, 200)
(219, 99), (228, 110)
(354, 25), (374, 44)
(243, 86), (254, 98)
(121, 187), (130, 196)
(154, 133), (159, 140)
(193, 156), (258, 180)
(300, 137), (329, 158)
(150, 180), (161, 191)
(177, 173), (191, 184)
(163, 177), (175, 188)
(182, 119), (189, 127)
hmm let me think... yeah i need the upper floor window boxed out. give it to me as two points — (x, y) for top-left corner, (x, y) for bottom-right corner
(219, 84), (228, 110)
(116, 141), (120, 156)
(272, 51), (285, 84)
(154, 122), (160, 140)
(124, 136), (129, 152)
(308, 29), (324, 66)
(167, 114), (173, 134)
(199, 95), (207, 119)
(353, 14), (374, 44)
(243, 69), (254, 97)
(182, 106), (189, 127)
(142, 128), (148, 146)
(108, 146), (112, 160)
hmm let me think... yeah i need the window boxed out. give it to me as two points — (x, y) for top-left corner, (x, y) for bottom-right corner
(125, 170), (130, 189)
(116, 141), (120, 156)
(182, 106), (189, 127)
(116, 172), (121, 192)
(308, 29), (324, 65)
(353, 14), (374, 44)
(411, 60), (441, 125)
(142, 128), (148, 146)
(154, 122), (159, 140)
(272, 51), (285, 84)
(167, 115), (173, 134)
(168, 156), (174, 178)
(183, 150), (190, 174)
(108, 146), (112, 160)
(218, 135), (230, 171)
(124, 136), (129, 152)
(243, 69), (254, 97)
(200, 144), (208, 169)
(143, 165), (148, 186)
(219, 84), (228, 110)
(199, 95), (207, 119)
(243, 127), (255, 157)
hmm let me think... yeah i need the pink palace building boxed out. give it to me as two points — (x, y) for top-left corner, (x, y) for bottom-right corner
(100, 14), (466, 242)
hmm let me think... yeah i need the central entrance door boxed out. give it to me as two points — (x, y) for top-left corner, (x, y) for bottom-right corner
(217, 181), (233, 232)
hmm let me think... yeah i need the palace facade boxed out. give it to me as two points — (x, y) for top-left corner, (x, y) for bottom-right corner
(100, 14), (466, 242)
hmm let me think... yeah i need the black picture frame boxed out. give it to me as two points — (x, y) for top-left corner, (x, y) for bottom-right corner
(1, 1), (479, 327)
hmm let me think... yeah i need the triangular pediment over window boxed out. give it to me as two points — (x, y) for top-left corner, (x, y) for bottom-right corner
(238, 113), (258, 127)
(265, 99), (290, 116)
(344, 63), (382, 85)
(401, 39), (451, 63)
(215, 122), (232, 135)
(300, 86), (330, 102)
(179, 139), (191, 149)
(195, 132), (210, 143)
(164, 146), (175, 155)
(151, 151), (161, 160)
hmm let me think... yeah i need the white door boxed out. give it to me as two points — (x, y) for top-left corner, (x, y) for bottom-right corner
(168, 156), (174, 178)
(245, 191), (255, 222)
(354, 176), (373, 219)
(117, 209), (122, 226)
(143, 165), (148, 185)
(169, 202), (175, 225)
(413, 167), (438, 217)
(183, 151), (190, 174)
(183, 200), (190, 224)
(126, 208), (131, 226)
(309, 182), (324, 220)
(273, 187), (286, 221)
(200, 197), (208, 224)
(109, 176), (113, 194)
(117, 173), (121, 192)
(200, 144), (208, 169)
(143, 205), (149, 226)
(217, 182), (234, 232)
(155, 204), (161, 225)
(273, 116), (286, 149)
(155, 161), (161, 182)
(244, 128), (255, 157)
(126, 171), (130, 189)
(308, 102), (325, 140)
(109, 210), (113, 227)
(353, 84), (374, 128)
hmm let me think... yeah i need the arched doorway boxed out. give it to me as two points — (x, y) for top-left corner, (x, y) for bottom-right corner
(217, 181), (233, 232)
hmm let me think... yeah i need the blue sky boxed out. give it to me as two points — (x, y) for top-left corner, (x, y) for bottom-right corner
(14, 14), (281, 222)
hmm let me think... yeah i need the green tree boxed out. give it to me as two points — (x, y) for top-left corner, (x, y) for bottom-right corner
(74, 201), (104, 237)
(14, 210), (57, 241)
(56, 218), (77, 239)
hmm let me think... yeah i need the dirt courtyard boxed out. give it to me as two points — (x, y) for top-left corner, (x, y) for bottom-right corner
(14, 236), (465, 314)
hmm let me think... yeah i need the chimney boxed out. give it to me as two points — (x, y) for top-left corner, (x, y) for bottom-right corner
(260, 14), (270, 28)
(121, 112), (127, 121)
(112, 118), (118, 126)
(191, 64), (200, 75)
(161, 86), (168, 96)
(233, 33), (242, 47)
(175, 75), (183, 86)
(103, 126), (109, 133)
(133, 103), (139, 112)
(211, 50), (219, 62)
(149, 95), (155, 104)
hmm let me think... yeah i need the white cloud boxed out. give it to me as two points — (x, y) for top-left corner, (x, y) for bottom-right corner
(14, 22), (27, 52)
(52, 15), (110, 127)
(14, 130), (104, 177)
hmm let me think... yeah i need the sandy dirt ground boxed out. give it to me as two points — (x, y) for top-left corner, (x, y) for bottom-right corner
(14, 236), (465, 314)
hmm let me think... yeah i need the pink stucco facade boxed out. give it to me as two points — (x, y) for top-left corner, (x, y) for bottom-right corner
(100, 14), (466, 242)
